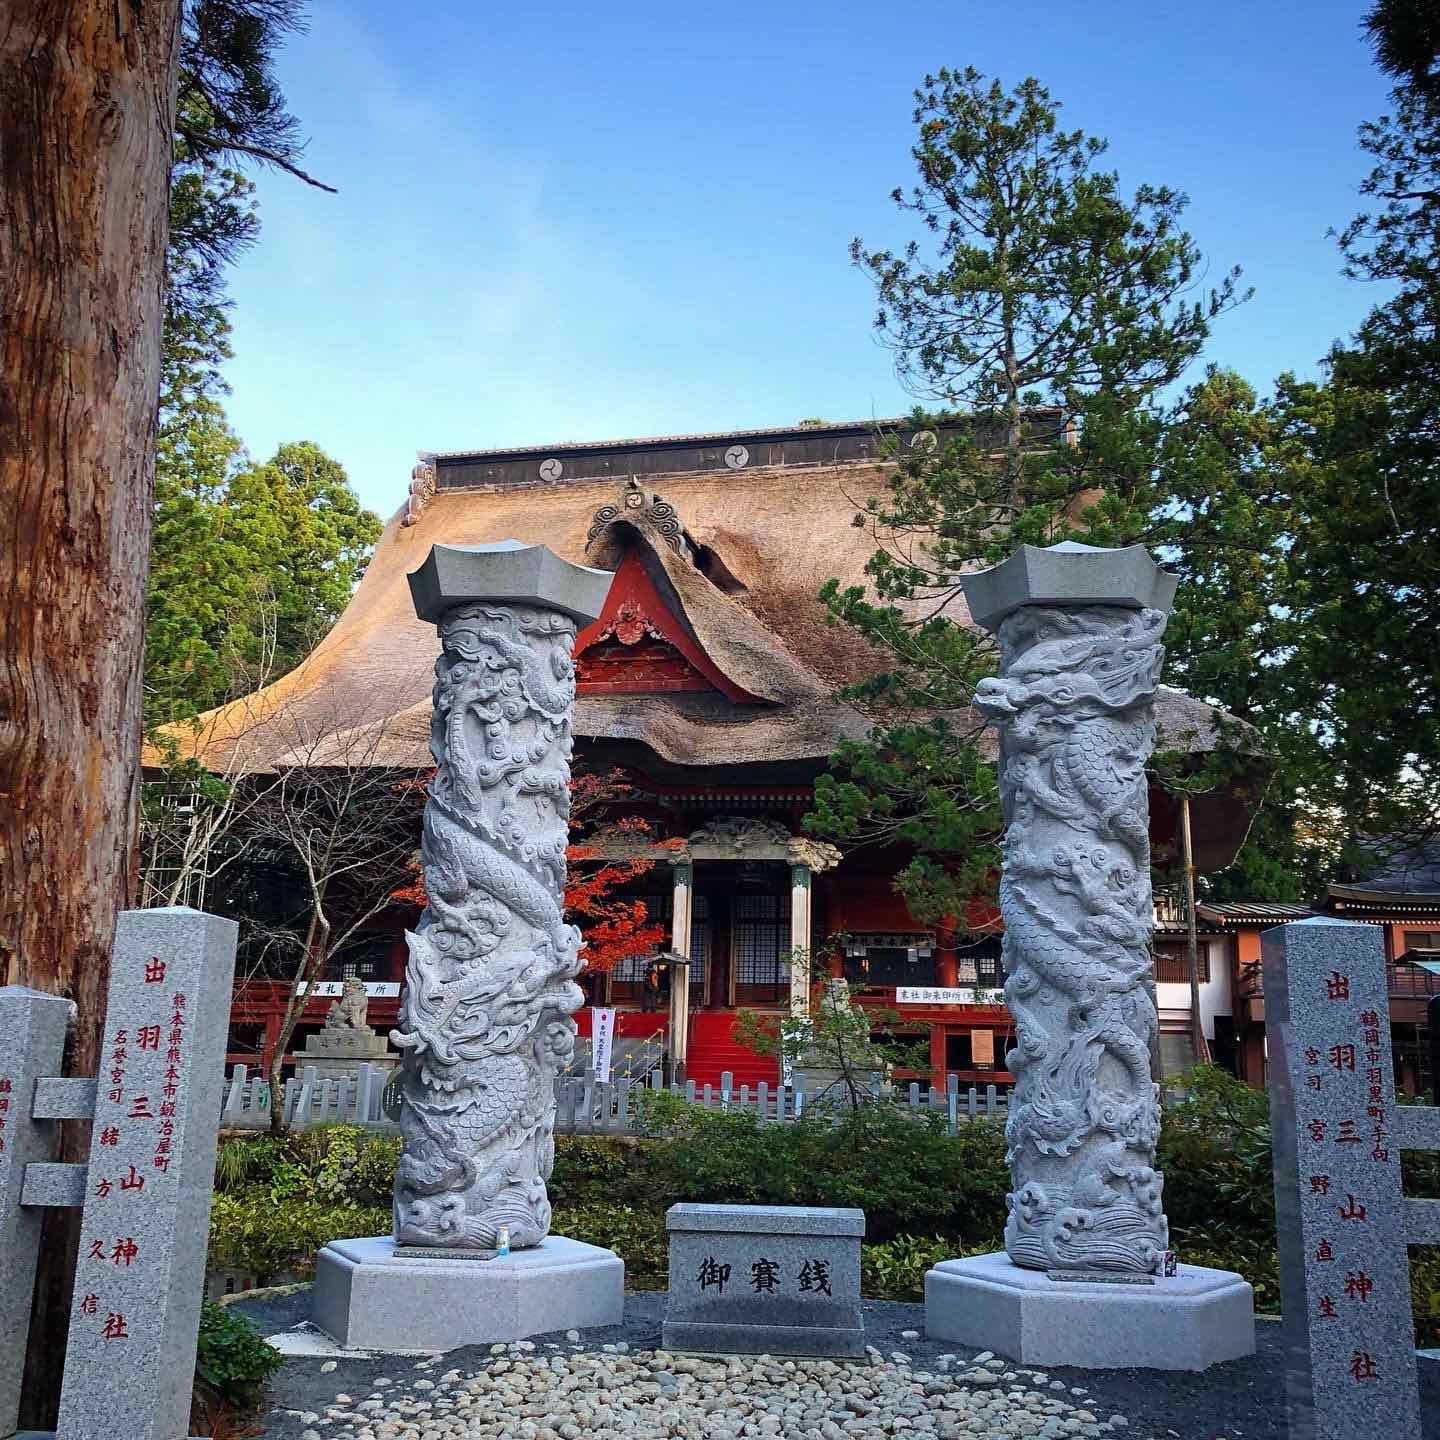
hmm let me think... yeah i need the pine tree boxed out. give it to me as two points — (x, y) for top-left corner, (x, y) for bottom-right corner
(812, 69), (1244, 922)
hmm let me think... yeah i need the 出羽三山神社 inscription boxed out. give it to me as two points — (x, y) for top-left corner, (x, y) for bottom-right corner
(1266, 918), (1421, 1440)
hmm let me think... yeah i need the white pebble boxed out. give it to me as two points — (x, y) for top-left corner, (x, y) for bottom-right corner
(319, 1360), (337, 1373)
(313, 1344), (1121, 1440)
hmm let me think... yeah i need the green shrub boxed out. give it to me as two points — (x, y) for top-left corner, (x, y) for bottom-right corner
(861, 1234), (963, 1302)
(552, 1135), (652, 1207)
(213, 1136), (287, 1193)
(195, 1301), (281, 1409)
(1159, 1066), (1276, 1265)
(1411, 1246), (1440, 1348)
(203, 1075), (1440, 1346)
(552, 1203), (668, 1289)
(631, 1093), (1009, 1244)
(209, 1194), (390, 1281)
(293, 1125), (401, 1208)
(213, 1125), (400, 1208)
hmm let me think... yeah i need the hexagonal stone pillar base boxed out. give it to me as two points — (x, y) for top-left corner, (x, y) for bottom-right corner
(313, 1236), (624, 1352)
(925, 1252), (1255, 1371)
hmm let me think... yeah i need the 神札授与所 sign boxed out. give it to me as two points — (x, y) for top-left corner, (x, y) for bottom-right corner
(663, 1203), (864, 1357)
(297, 980), (401, 998)
(1264, 918), (1420, 1440)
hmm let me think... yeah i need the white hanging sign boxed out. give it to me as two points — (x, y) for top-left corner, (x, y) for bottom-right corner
(591, 1006), (617, 1083)
(896, 986), (974, 1005)
(895, 986), (1007, 1006)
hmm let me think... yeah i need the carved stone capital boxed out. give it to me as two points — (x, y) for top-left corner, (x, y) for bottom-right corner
(408, 540), (611, 627)
(959, 541), (1178, 633)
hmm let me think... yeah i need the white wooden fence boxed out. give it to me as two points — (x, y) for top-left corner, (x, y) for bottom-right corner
(219, 1063), (395, 1131)
(219, 1063), (1008, 1135)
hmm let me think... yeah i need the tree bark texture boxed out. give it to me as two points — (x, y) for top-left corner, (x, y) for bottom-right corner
(0, 2), (181, 1424)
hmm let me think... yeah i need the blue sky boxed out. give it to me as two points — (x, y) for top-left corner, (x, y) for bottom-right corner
(221, 0), (1397, 520)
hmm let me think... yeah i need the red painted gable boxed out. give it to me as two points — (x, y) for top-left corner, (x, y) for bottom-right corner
(575, 549), (762, 702)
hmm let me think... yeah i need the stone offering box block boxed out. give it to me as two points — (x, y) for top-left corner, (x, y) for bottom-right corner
(663, 1204), (864, 1358)
(312, 1235), (624, 1352)
(293, 1030), (397, 1082)
(926, 1252), (1255, 1371)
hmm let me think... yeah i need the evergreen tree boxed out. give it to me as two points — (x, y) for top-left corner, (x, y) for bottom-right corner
(1268, 6), (1440, 865)
(147, 438), (381, 724)
(163, 1), (334, 412)
(163, 103), (258, 413)
(812, 70), (1243, 922)
(148, 3), (363, 726)
(1363, 0), (1440, 100)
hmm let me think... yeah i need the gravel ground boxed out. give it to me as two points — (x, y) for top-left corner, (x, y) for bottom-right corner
(233, 1288), (1440, 1440)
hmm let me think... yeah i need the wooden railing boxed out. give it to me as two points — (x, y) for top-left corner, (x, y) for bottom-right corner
(1237, 958), (1439, 1002)
(217, 1064), (1010, 1135)
(553, 1071), (1009, 1136)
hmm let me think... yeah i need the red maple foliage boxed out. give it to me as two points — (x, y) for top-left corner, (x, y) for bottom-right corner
(391, 768), (678, 973)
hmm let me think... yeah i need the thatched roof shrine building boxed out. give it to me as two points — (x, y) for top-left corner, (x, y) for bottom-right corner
(184, 418), (1262, 1086)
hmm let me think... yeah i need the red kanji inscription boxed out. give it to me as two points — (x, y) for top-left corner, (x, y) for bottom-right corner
(1349, 1351), (1378, 1381)
(1344, 1270), (1374, 1302)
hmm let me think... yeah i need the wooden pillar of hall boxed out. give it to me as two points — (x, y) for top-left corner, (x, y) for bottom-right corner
(789, 863), (813, 1017)
(936, 918), (960, 989)
(668, 861), (694, 1081)
(929, 1025), (948, 1091)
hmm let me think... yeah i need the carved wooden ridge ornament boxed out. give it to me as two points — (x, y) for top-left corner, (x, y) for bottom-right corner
(594, 600), (665, 647)
(401, 460), (437, 527)
(587, 477), (689, 556)
(961, 543), (1179, 1275)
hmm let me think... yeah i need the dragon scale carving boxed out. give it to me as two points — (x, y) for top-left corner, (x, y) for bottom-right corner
(976, 605), (1171, 1273)
(391, 602), (584, 1249)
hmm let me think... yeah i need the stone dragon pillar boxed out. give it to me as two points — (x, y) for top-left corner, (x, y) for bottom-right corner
(394, 542), (611, 1250)
(961, 543), (1178, 1274)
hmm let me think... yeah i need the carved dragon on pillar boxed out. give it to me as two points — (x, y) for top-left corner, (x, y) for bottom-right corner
(390, 602), (584, 1249)
(974, 605), (1170, 1273)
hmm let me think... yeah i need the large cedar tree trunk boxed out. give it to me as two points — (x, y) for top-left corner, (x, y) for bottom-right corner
(0, 2), (182, 1424)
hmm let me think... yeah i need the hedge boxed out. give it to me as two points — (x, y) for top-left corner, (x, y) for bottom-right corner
(206, 1070), (1440, 1341)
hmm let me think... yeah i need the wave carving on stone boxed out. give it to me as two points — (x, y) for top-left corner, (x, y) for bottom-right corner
(391, 602), (584, 1249)
(975, 605), (1170, 1274)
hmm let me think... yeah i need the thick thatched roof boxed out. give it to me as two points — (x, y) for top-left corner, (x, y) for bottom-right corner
(160, 422), (1254, 808)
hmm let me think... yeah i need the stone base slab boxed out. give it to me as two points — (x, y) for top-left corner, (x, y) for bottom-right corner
(925, 1251), (1255, 1371)
(312, 1235), (624, 1352)
(662, 1319), (866, 1358)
